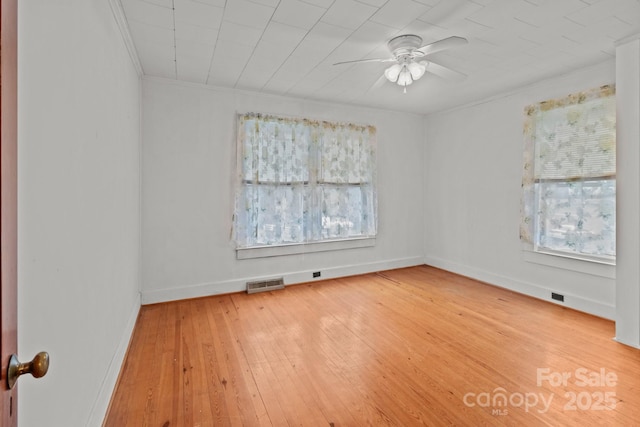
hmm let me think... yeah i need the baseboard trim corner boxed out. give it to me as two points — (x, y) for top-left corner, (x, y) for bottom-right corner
(87, 292), (141, 426)
(424, 256), (615, 320)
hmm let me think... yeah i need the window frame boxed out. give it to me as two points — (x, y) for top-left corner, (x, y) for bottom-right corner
(233, 112), (378, 257)
(520, 85), (616, 265)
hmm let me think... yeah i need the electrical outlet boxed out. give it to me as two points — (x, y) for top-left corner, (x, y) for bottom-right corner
(313, 271), (321, 278)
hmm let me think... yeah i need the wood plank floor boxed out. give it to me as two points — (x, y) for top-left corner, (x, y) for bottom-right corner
(104, 266), (640, 426)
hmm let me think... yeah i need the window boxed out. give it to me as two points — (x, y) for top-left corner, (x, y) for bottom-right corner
(233, 113), (377, 251)
(520, 85), (616, 263)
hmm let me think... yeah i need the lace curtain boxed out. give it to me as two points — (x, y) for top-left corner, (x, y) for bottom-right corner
(520, 85), (616, 258)
(234, 113), (377, 248)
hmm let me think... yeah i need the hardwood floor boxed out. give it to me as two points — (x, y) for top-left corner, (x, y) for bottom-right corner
(104, 266), (640, 426)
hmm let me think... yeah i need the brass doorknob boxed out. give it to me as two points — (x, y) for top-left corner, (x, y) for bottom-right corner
(7, 351), (49, 389)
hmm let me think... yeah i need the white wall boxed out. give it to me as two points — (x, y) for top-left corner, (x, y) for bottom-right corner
(141, 78), (425, 303)
(423, 60), (617, 320)
(18, 1), (141, 426)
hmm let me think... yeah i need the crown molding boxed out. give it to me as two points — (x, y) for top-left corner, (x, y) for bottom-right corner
(108, 0), (144, 76)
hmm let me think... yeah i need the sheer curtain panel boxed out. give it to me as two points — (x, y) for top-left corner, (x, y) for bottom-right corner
(520, 85), (616, 261)
(234, 113), (377, 250)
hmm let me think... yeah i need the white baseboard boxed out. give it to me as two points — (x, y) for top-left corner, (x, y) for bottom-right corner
(87, 293), (141, 427)
(424, 256), (615, 320)
(613, 337), (640, 349)
(141, 256), (424, 305)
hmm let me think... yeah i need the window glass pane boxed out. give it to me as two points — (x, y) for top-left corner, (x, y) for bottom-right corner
(321, 129), (373, 184)
(534, 97), (616, 180)
(252, 185), (306, 245)
(319, 186), (365, 239)
(535, 179), (615, 258)
(244, 121), (310, 184)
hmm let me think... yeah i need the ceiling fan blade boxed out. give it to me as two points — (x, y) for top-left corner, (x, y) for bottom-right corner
(333, 57), (395, 66)
(416, 36), (468, 56)
(422, 61), (467, 81)
(369, 73), (389, 91)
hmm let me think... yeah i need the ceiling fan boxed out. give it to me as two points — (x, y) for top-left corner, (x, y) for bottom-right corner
(334, 34), (468, 93)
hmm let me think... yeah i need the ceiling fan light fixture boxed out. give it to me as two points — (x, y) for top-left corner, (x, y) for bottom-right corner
(396, 67), (413, 87)
(384, 63), (402, 82)
(408, 61), (426, 80)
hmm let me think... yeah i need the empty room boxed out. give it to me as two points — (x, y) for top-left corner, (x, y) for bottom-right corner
(2, 0), (640, 425)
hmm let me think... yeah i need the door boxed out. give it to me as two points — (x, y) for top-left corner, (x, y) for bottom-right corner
(2, 2), (49, 425)
(1, 0), (19, 424)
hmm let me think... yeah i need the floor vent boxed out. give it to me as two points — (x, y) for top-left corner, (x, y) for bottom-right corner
(246, 278), (285, 294)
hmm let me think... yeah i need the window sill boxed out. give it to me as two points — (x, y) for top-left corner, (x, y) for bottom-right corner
(522, 246), (615, 279)
(237, 237), (376, 260)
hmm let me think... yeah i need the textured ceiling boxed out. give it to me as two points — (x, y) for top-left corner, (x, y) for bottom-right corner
(120, 0), (640, 114)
